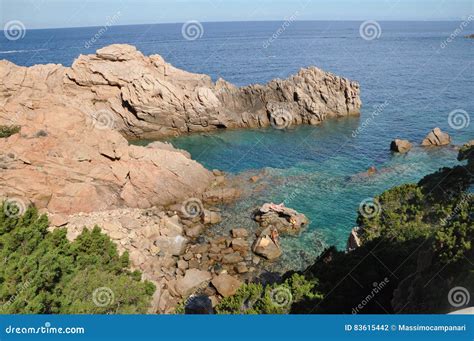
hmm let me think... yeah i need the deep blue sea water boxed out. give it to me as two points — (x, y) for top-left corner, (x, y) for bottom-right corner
(2, 21), (473, 270)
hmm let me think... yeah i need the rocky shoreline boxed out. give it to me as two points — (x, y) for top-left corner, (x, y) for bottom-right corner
(1, 41), (470, 314)
(0, 44), (361, 216)
(49, 195), (310, 313)
(1, 44), (357, 313)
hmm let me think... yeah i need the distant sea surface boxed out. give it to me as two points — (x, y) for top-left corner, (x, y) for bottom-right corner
(2, 21), (473, 270)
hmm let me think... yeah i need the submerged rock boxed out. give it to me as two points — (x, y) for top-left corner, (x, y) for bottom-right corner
(421, 128), (451, 146)
(231, 228), (249, 238)
(202, 210), (222, 225)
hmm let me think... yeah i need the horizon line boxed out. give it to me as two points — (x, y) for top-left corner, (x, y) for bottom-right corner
(2, 18), (469, 31)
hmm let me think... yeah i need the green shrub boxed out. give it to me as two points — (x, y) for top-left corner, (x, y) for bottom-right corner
(0, 205), (155, 314)
(0, 125), (20, 138)
(216, 273), (321, 314)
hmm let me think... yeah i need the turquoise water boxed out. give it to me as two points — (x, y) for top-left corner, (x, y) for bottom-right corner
(166, 121), (464, 270)
(4, 21), (472, 270)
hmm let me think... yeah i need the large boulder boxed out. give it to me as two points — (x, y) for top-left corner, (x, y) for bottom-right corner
(390, 139), (412, 153)
(211, 274), (242, 297)
(254, 203), (309, 234)
(421, 128), (451, 146)
(252, 228), (282, 260)
(154, 235), (188, 256)
(175, 269), (212, 297)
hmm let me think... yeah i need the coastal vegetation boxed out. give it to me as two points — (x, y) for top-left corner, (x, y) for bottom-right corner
(0, 125), (20, 138)
(0, 206), (155, 314)
(1, 144), (471, 314)
(215, 273), (321, 314)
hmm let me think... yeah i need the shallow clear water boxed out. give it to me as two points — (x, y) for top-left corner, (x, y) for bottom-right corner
(165, 123), (463, 270)
(3, 21), (472, 270)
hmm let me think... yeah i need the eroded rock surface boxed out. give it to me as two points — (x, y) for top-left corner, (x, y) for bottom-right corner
(252, 227), (282, 260)
(0, 44), (360, 215)
(0, 120), (213, 214)
(211, 274), (242, 297)
(254, 202), (309, 234)
(421, 128), (451, 146)
(62, 44), (361, 138)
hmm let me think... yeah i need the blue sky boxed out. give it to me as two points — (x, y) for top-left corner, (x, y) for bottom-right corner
(1, 0), (472, 29)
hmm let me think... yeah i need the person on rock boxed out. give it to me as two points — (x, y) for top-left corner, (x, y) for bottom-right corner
(289, 217), (297, 228)
(269, 202), (285, 212)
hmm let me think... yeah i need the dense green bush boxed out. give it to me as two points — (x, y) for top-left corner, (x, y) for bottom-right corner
(295, 150), (473, 314)
(216, 273), (321, 314)
(356, 184), (430, 242)
(0, 205), (155, 314)
(0, 125), (20, 138)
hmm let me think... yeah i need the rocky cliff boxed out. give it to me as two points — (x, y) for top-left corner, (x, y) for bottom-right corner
(0, 44), (361, 215)
(64, 45), (361, 138)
